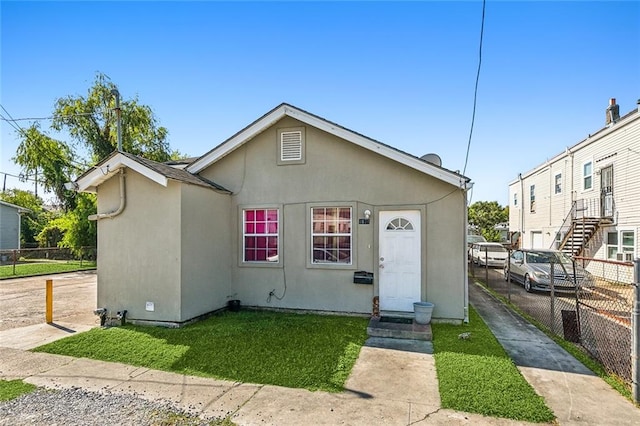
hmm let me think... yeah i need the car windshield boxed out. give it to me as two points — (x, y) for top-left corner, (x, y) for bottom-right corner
(526, 251), (573, 264)
(468, 235), (486, 244)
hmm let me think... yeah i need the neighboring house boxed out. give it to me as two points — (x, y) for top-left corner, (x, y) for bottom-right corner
(508, 99), (639, 273)
(76, 103), (471, 326)
(0, 200), (29, 250)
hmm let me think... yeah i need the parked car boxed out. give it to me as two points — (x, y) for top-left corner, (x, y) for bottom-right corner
(470, 242), (508, 267)
(467, 234), (487, 247)
(504, 249), (594, 293)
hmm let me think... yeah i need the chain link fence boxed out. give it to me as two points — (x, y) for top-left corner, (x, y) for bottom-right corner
(470, 250), (636, 388)
(0, 247), (97, 276)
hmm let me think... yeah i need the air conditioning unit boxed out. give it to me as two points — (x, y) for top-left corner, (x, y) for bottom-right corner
(616, 253), (633, 262)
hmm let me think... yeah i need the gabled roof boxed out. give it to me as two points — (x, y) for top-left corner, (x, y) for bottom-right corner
(0, 200), (31, 213)
(187, 103), (470, 188)
(76, 151), (230, 193)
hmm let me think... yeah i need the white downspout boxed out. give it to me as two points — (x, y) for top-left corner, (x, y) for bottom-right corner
(88, 169), (126, 221)
(463, 181), (472, 323)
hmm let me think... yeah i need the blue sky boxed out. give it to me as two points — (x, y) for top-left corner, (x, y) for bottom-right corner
(1, 1), (638, 205)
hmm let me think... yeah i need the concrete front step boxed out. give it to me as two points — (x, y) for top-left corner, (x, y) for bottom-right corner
(366, 316), (432, 341)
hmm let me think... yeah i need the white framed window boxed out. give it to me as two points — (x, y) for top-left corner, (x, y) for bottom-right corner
(607, 230), (635, 261)
(554, 173), (562, 194)
(582, 161), (593, 191)
(243, 208), (279, 263)
(277, 127), (305, 165)
(513, 192), (518, 207)
(529, 185), (536, 213)
(311, 207), (352, 264)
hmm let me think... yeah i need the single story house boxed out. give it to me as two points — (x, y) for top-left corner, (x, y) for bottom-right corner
(76, 103), (472, 326)
(0, 200), (30, 250)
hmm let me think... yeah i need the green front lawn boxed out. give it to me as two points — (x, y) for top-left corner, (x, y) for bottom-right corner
(0, 261), (96, 279)
(432, 306), (555, 423)
(32, 306), (556, 422)
(33, 310), (368, 392)
(0, 379), (37, 401)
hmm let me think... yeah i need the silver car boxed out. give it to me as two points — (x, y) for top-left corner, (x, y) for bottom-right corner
(504, 249), (594, 293)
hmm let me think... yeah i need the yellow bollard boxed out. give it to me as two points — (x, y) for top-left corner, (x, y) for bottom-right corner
(46, 279), (53, 323)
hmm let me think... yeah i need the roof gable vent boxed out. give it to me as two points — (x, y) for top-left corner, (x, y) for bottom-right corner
(280, 131), (302, 161)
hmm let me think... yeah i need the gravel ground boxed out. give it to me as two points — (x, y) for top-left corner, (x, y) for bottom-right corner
(0, 387), (226, 426)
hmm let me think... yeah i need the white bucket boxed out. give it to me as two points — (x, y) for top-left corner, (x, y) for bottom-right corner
(413, 302), (435, 325)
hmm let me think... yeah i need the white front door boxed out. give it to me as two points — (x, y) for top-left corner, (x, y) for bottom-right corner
(378, 210), (421, 312)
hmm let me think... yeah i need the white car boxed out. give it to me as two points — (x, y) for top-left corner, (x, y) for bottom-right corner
(470, 242), (508, 267)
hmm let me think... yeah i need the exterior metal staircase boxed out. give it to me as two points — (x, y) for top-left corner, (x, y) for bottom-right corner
(554, 198), (614, 257)
(559, 218), (602, 257)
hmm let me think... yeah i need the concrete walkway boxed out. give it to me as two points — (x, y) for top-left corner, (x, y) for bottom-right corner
(1, 281), (639, 424)
(469, 281), (640, 426)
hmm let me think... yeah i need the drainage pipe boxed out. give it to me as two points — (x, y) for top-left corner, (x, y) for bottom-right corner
(88, 169), (126, 221)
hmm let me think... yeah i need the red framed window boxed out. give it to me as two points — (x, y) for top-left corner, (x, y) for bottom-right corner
(311, 207), (351, 264)
(243, 208), (279, 262)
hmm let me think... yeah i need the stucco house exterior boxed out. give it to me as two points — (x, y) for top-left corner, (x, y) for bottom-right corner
(508, 99), (639, 276)
(0, 200), (29, 250)
(76, 103), (471, 326)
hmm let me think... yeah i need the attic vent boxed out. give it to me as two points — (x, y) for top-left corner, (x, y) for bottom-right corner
(281, 131), (302, 161)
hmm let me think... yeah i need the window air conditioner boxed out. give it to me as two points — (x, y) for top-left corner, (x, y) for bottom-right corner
(616, 253), (633, 262)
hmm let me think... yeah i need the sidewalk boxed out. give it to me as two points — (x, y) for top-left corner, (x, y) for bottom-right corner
(469, 280), (640, 426)
(1, 281), (639, 424)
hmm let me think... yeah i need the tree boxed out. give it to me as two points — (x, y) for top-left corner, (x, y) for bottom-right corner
(10, 72), (170, 252)
(13, 123), (79, 211)
(51, 72), (170, 162)
(0, 189), (51, 247)
(37, 193), (96, 254)
(468, 201), (508, 242)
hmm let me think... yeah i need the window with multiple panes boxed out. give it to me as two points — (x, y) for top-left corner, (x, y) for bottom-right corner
(529, 185), (536, 213)
(554, 173), (562, 194)
(583, 161), (593, 190)
(607, 231), (635, 260)
(514, 192), (518, 207)
(311, 207), (352, 264)
(243, 208), (279, 262)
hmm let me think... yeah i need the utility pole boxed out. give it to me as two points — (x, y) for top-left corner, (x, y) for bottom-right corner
(111, 89), (122, 152)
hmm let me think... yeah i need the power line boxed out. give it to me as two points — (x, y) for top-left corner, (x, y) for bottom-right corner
(462, 0), (486, 176)
(0, 111), (97, 122)
(0, 108), (88, 171)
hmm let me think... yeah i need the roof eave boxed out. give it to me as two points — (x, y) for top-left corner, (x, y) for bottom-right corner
(187, 104), (468, 188)
(76, 152), (168, 193)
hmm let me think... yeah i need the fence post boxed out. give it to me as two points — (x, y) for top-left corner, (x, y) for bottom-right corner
(550, 260), (556, 335)
(632, 258), (640, 403)
(507, 248), (511, 302)
(12, 249), (17, 275)
(485, 249), (489, 286)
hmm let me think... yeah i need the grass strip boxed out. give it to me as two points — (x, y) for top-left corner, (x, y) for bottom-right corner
(474, 278), (634, 402)
(0, 379), (37, 401)
(0, 261), (96, 279)
(33, 310), (368, 392)
(432, 306), (555, 423)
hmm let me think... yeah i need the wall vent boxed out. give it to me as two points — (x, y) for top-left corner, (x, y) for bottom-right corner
(281, 131), (302, 161)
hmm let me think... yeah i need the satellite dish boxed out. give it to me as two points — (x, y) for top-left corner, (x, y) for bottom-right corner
(420, 153), (442, 167)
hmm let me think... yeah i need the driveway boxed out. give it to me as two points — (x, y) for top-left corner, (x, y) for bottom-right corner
(0, 271), (97, 332)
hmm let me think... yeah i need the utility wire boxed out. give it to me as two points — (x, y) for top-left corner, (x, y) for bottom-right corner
(0, 111), (97, 122)
(0, 107), (88, 171)
(462, 0), (486, 176)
